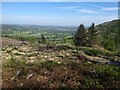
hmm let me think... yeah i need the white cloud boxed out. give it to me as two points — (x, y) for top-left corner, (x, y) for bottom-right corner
(59, 6), (79, 10)
(81, 3), (118, 11)
(101, 7), (118, 11)
(77, 9), (98, 13)
(84, 3), (103, 9)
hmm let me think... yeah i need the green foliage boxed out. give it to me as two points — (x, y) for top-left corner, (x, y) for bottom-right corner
(80, 47), (112, 57)
(3, 35), (38, 42)
(38, 34), (46, 44)
(56, 45), (74, 51)
(5, 55), (25, 68)
(40, 60), (59, 69)
(95, 64), (120, 86)
(7, 55), (17, 68)
(96, 19), (120, 52)
(4, 51), (26, 68)
(74, 24), (87, 46)
(114, 19), (120, 53)
(101, 38), (115, 51)
(74, 23), (98, 47)
(87, 23), (98, 47)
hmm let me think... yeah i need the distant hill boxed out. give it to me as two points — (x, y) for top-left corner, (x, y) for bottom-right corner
(2, 24), (77, 34)
(95, 19), (120, 52)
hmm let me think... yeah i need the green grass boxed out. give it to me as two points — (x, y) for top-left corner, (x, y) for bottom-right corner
(80, 47), (113, 57)
(4, 54), (26, 68)
(40, 60), (60, 70)
(3, 34), (38, 43)
(95, 65), (120, 79)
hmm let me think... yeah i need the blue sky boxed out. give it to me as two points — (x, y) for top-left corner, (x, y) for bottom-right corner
(2, 2), (118, 26)
(2, 0), (119, 2)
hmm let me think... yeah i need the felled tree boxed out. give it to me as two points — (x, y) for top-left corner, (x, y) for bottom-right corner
(87, 23), (98, 47)
(74, 24), (87, 46)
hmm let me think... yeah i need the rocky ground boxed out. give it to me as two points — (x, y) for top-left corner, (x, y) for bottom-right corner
(1, 37), (120, 89)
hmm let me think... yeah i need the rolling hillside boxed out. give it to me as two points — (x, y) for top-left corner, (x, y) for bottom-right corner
(95, 19), (120, 52)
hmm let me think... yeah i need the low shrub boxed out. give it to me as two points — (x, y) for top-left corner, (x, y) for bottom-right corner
(40, 60), (59, 70)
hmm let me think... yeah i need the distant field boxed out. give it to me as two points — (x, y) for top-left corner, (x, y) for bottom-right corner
(2, 24), (76, 44)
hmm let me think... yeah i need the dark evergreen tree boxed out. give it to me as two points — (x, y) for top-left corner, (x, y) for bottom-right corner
(87, 23), (98, 47)
(74, 24), (86, 46)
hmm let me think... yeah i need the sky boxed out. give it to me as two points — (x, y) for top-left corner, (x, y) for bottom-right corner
(1, 0), (119, 2)
(2, 2), (118, 26)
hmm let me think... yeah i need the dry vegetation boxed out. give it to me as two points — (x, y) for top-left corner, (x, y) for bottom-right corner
(2, 37), (120, 89)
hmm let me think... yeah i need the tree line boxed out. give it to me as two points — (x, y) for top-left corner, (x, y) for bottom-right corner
(74, 23), (98, 47)
(39, 23), (98, 47)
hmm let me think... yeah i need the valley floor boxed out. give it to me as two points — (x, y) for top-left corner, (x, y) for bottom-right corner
(1, 37), (120, 89)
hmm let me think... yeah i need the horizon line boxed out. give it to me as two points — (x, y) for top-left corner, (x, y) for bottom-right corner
(2, 19), (118, 27)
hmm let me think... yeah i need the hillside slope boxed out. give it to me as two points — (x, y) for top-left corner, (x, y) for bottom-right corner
(95, 19), (120, 51)
(2, 37), (120, 89)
